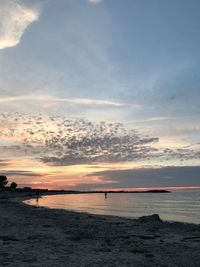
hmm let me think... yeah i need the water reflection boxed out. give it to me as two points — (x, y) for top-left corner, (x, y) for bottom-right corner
(25, 190), (200, 224)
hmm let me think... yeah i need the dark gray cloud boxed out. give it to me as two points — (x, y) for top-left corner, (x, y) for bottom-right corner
(88, 166), (200, 189)
(0, 160), (13, 167)
(41, 134), (159, 166)
(0, 170), (45, 177)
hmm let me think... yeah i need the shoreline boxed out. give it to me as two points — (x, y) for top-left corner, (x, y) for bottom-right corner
(25, 192), (200, 225)
(0, 192), (200, 266)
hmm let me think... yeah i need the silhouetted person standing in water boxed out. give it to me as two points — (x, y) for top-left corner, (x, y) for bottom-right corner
(105, 192), (107, 199)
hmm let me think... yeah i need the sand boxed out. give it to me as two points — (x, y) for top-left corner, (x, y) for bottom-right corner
(0, 192), (200, 267)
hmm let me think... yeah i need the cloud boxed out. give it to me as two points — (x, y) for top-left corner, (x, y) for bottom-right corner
(0, 160), (13, 167)
(87, 166), (200, 189)
(0, 112), (200, 167)
(88, 0), (103, 4)
(0, 112), (159, 165)
(0, 170), (44, 177)
(0, 0), (42, 50)
(0, 95), (125, 107)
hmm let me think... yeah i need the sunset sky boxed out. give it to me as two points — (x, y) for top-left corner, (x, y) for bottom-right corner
(0, 0), (200, 190)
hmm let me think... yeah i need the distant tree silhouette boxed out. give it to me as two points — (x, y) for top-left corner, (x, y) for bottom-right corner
(10, 182), (17, 191)
(0, 176), (8, 191)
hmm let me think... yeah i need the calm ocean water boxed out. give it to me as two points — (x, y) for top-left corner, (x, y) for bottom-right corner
(25, 190), (200, 224)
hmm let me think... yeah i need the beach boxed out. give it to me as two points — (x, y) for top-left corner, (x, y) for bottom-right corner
(0, 193), (200, 267)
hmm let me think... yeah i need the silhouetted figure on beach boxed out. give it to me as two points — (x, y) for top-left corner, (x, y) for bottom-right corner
(10, 182), (17, 192)
(36, 190), (40, 203)
(105, 192), (107, 199)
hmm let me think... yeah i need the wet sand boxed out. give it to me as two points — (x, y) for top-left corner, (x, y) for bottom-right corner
(0, 192), (200, 266)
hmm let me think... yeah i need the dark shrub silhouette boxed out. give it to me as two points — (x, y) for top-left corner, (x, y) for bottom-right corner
(0, 176), (8, 191)
(23, 187), (32, 192)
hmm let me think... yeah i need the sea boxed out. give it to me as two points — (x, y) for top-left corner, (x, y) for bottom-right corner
(25, 189), (200, 224)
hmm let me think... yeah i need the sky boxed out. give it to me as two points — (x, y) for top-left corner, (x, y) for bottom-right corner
(0, 0), (200, 190)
